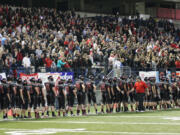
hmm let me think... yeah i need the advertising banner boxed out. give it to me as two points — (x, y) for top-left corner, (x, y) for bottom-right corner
(20, 72), (74, 84)
(139, 71), (157, 81)
(177, 71), (180, 76)
(38, 72), (74, 83)
(19, 73), (38, 80)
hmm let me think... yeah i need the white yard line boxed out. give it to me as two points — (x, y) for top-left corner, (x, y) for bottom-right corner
(0, 128), (179, 135)
(1, 116), (180, 123)
(64, 131), (180, 135)
(0, 115), (179, 122)
(16, 120), (180, 125)
(97, 116), (174, 118)
(0, 128), (27, 131)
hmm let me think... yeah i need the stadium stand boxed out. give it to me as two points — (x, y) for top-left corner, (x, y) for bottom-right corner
(0, 5), (179, 79)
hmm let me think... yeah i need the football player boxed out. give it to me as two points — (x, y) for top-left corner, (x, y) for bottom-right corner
(86, 75), (97, 114)
(75, 76), (86, 116)
(1, 78), (11, 119)
(45, 76), (56, 117)
(20, 80), (30, 118)
(57, 79), (66, 117)
(37, 79), (46, 117)
(65, 79), (76, 116)
(99, 77), (110, 113)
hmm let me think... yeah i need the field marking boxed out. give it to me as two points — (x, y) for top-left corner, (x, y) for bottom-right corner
(1, 128), (180, 135)
(97, 116), (177, 118)
(16, 120), (180, 125)
(4, 128), (85, 135)
(1, 115), (180, 122)
(0, 128), (27, 131)
(164, 117), (180, 121)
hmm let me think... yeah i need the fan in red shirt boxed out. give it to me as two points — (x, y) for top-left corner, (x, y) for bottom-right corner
(45, 55), (53, 72)
(175, 60), (180, 69)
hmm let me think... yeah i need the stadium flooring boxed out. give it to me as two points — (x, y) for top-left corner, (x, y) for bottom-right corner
(1, 109), (180, 135)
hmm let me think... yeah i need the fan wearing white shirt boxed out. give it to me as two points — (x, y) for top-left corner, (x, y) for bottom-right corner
(113, 58), (123, 69)
(22, 54), (31, 74)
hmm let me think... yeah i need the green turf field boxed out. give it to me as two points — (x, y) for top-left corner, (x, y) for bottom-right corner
(1, 109), (180, 135)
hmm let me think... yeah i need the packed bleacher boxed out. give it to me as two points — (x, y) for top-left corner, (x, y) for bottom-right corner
(0, 5), (179, 79)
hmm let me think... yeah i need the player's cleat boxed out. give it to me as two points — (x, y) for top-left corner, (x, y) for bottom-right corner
(71, 114), (75, 116)
(28, 112), (31, 118)
(13, 114), (16, 118)
(24, 116), (28, 119)
(58, 112), (60, 117)
(140, 110), (145, 112)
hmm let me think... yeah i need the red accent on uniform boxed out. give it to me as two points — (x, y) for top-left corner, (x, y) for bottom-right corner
(76, 83), (81, 90)
(100, 83), (106, 91)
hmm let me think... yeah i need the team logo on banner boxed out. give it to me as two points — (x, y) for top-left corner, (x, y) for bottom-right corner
(139, 71), (157, 81)
(20, 73), (38, 80)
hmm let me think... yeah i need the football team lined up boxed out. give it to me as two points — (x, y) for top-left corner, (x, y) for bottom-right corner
(0, 75), (179, 119)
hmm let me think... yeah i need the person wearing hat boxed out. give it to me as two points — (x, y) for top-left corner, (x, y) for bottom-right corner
(129, 76), (147, 112)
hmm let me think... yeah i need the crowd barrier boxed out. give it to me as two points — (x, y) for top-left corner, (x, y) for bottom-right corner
(1, 66), (179, 81)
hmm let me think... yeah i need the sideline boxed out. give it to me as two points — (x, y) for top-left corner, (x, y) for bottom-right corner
(17, 120), (180, 125)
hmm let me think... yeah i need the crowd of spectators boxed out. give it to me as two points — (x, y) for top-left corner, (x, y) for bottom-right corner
(0, 5), (179, 78)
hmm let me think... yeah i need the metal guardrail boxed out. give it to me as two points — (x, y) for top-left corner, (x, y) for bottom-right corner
(2, 66), (179, 78)
(2, 66), (105, 78)
(107, 66), (132, 78)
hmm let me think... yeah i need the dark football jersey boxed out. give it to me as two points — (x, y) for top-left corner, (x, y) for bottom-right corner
(118, 81), (124, 90)
(45, 82), (55, 95)
(58, 84), (64, 96)
(99, 81), (108, 92)
(113, 82), (118, 94)
(76, 80), (83, 92)
(123, 82), (128, 92)
(16, 83), (22, 97)
(38, 84), (44, 96)
(8, 82), (15, 96)
(86, 81), (94, 93)
(65, 83), (75, 95)
(22, 85), (30, 98)
(1, 83), (9, 97)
